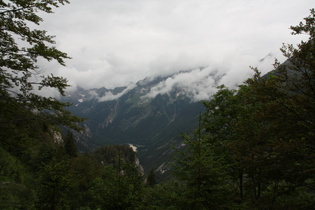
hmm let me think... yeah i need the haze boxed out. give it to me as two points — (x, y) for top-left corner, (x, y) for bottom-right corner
(38, 0), (314, 96)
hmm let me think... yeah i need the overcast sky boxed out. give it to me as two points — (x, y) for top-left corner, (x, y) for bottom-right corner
(39, 0), (314, 91)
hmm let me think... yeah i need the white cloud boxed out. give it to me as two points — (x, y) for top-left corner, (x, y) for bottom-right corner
(143, 67), (223, 101)
(38, 0), (314, 91)
(98, 83), (136, 102)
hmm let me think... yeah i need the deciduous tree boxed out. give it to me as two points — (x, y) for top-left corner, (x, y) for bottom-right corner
(0, 0), (82, 131)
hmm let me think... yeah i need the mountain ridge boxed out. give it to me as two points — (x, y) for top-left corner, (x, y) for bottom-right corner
(63, 68), (225, 175)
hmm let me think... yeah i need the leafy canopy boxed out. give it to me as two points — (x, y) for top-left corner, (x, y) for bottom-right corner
(0, 0), (83, 130)
(173, 8), (315, 209)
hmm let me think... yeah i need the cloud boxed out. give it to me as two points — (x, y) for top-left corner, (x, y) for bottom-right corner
(141, 51), (281, 101)
(38, 0), (314, 91)
(98, 83), (136, 102)
(143, 67), (224, 101)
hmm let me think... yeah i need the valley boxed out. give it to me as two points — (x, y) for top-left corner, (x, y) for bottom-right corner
(63, 69), (216, 176)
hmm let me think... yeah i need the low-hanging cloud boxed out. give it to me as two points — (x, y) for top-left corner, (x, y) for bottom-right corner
(98, 83), (137, 102)
(143, 67), (222, 101)
(38, 0), (314, 92)
(141, 51), (278, 102)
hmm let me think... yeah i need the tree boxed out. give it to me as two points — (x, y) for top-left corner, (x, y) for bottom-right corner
(240, 10), (315, 207)
(174, 113), (236, 209)
(139, 180), (184, 209)
(199, 84), (273, 206)
(91, 145), (144, 209)
(37, 158), (71, 210)
(0, 0), (82, 130)
(147, 169), (156, 187)
(200, 9), (315, 208)
(64, 131), (78, 158)
(0, 146), (35, 209)
(273, 8), (315, 148)
(0, 1), (84, 209)
(67, 154), (101, 209)
(175, 12), (315, 204)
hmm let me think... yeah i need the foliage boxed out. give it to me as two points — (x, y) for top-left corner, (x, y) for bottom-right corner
(63, 131), (78, 157)
(93, 144), (137, 166)
(146, 168), (157, 187)
(36, 159), (71, 209)
(0, 0), (83, 131)
(88, 145), (144, 209)
(139, 180), (184, 210)
(173, 122), (236, 209)
(0, 146), (35, 209)
(172, 8), (315, 209)
(1, 2), (315, 209)
(0, 1), (82, 209)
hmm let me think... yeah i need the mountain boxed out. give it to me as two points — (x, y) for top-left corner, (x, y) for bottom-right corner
(63, 68), (224, 177)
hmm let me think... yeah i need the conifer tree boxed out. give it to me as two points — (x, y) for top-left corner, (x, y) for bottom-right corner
(64, 131), (78, 157)
(147, 169), (156, 187)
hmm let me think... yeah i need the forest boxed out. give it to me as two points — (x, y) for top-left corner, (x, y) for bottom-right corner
(1, 1), (315, 209)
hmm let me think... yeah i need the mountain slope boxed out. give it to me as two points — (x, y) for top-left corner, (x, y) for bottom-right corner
(63, 68), (224, 174)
